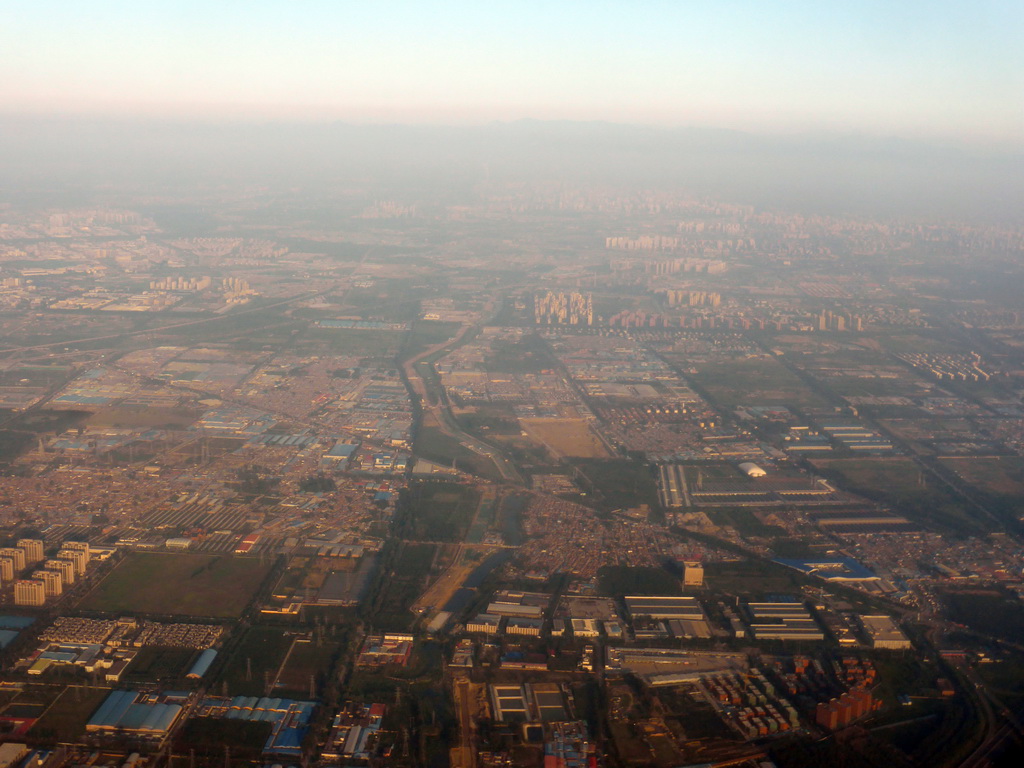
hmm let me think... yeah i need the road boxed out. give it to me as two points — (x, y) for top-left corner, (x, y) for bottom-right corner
(957, 661), (1024, 768)
(452, 677), (477, 768)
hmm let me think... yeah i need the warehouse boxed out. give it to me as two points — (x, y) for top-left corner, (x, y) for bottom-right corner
(624, 595), (706, 620)
(86, 691), (182, 738)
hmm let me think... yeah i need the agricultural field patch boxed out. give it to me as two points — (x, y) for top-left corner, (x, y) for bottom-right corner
(80, 553), (272, 618)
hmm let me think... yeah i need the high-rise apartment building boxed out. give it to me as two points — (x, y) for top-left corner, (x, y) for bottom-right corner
(45, 558), (76, 585)
(58, 548), (89, 576)
(33, 569), (62, 597)
(0, 548), (26, 572)
(17, 539), (44, 565)
(14, 579), (46, 606)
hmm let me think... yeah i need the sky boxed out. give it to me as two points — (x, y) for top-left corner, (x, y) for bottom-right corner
(2, 1), (1022, 144)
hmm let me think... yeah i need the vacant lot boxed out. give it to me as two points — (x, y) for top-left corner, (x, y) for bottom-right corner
(941, 456), (1024, 496)
(703, 560), (803, 598)
(275, 637), (340, 698)
(368, 542), (437, 632)
(216, 625), (296, 697)
(688, 356), (826, 409)
(28, 686), (111, 743)
(415, 425), (503, 480)
(572, 459), (661, 513)
(125, 646), (199, 686)
(811, 457), (977, 533)
(80, 553), (272, 618)
(302, 328), (404, 357)
(403, 481), (481, 542)
(521, 418), (611, 459)
(941, 588), (1024, 644)
(86, 406), (200, 429)
(598, 565), (681, 597)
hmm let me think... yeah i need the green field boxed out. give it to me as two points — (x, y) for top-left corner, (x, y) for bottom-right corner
(487, 335), (555, 373)
(941, 588), (1024, 644)
(80, 553), (272, 618)
(402, 481), (481, 542)
(597, 565), (681, 597)
(124, 646), (200, 686)
(274, 637), (340, 698)
(703, 559), (804, 598)
(28, 685), (111, 743)
(414, 426), (503, 480)
(941, 456), (1024, 530)
(216, 625), (297, 697)
(366, 541), (437, 631)
(571, 459), (661, 513)
(707, 508), (787, 538)
(175, 718), (273, 766)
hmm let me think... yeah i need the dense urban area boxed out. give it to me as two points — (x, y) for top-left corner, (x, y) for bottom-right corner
(0, 183), (1023, 768)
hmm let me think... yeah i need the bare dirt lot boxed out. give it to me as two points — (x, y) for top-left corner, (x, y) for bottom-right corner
(520, 418), (611, 458)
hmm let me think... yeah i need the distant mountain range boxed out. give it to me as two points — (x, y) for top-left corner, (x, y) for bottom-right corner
(1, 117), (1020, 221)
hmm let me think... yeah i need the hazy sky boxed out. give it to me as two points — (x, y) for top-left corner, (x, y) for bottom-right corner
(3, 1), (1022, 143)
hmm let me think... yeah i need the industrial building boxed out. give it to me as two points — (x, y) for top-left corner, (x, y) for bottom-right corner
(86, 690), (183, 738)
(28, 642), (105, 675)
(683, 561), (704, 587)
(356, 634), (414, 667)
(194, 696), (315, 757)
(745, 601), (825, 641)
(466, 613), (502, 634)
(774, 557), (880, 584)
(322, 702), (386, 763)
(186, 648), (218, 679)
(486, 601), (544, 619)
(505, 617), (544, 637)
(624, 595), (706, 620)
(569, 618), (601, 638)
(860, 615), (912, 650)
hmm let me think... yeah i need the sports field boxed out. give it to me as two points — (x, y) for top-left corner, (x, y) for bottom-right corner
(80, 553), (271, 618)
